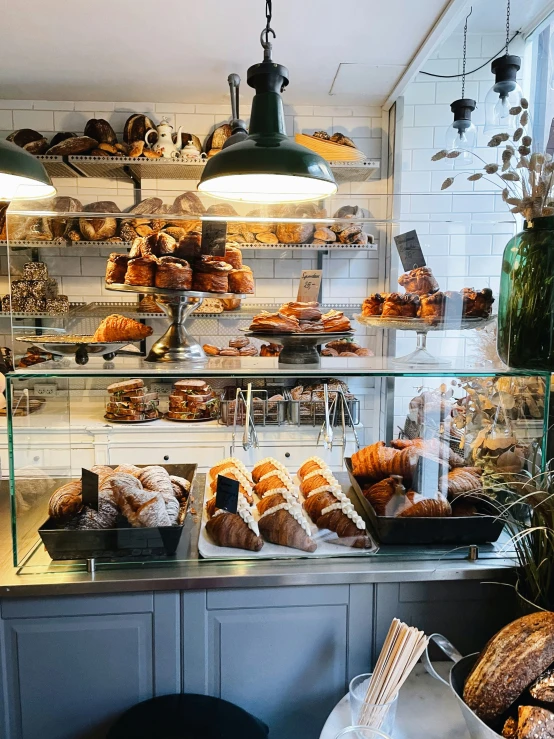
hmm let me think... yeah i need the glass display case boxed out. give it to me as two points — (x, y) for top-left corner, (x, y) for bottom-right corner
(4, 191), (545, 573)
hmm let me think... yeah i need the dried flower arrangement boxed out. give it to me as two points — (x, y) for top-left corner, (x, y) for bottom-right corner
(432, 99), (554, 220)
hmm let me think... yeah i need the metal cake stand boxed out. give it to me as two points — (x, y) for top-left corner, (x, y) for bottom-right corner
(355, 314), (494, 367)
(243, 330), (355, 364)
(106, 284), (246, 363)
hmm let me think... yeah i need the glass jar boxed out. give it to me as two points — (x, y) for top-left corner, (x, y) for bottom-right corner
(498, 216), (554, 370)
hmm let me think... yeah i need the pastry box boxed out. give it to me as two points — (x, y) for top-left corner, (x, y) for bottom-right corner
(38, 463), (196, 560)
(345, 458), (504, 545)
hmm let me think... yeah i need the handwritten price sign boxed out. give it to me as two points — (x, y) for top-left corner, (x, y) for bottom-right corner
(297, 270), (322, 302)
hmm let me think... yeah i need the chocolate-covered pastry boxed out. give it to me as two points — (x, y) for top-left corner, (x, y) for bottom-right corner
(461, 287), (494, 318)
(362, 294), (387, 316)
(280, 301), (322, 321)
(382, 293), (419, 318)
(155, 256), (192, 290)
(105, 253), (129, 284)
(125, 256), (157, 287)
(398, 266), (439, 295)
(192, 256), (232, 293)
(228, 266), (254, 294)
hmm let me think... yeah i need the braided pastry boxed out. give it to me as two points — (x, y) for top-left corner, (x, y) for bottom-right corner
(110, 473), (171, 527)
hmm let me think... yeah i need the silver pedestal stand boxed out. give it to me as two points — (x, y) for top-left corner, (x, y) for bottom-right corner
(106, 284), (245, 363)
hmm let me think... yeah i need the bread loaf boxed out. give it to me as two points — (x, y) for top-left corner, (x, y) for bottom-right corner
(275, 222), (314, 244)
(463, 612), (554, 722)
(48, 196), (83, 240)
(7, 129), (43, 148)
(24, 137), (48, 154)
(49, 132), (77, 148)
(79, 201), (120, 241)
(47, 136), (98, 156)
(123, 114), (155, 144)
(518, 706), (554, 739)
(84, 118), (117, 144)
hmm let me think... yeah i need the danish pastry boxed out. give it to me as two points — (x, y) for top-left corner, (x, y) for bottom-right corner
(398, 266), (439, 295)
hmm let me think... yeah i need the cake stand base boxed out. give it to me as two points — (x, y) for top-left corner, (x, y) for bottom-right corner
(392, 330), (452, 368)
(145, 295), (206, 363)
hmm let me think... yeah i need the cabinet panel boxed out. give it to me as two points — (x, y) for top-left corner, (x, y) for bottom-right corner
(233, 445), (345, 470)
(106, 443), (226, 469)
(208, 605), (348, 739)
(3, 613), (153, 739)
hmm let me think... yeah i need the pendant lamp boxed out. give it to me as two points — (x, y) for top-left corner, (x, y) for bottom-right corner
(445, 8), (477, 166)
(198, 1), (337, 204)
(484, 0), (524, 133)
(0, 139), (55, 200)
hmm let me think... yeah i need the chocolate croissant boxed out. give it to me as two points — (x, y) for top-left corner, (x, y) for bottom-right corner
(93, 314), (153, 342)
(206, 508), (264, 551)
(258, 504), (316, 552)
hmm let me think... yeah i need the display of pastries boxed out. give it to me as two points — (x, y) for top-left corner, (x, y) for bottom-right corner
(48, 463), (189, 530)
(203, 338), (259, 357)
(166, 379), (219, 421)
(93, 315), (153, 343)
(249, 302), (351, 334)
(321, 340), (372, 358)
(104, 378), (160, 421)
(155, 256), (193, 290)
(2, 261), (69, 315)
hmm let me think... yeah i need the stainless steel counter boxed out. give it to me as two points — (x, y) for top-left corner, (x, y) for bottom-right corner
(0, 474), (516, 598)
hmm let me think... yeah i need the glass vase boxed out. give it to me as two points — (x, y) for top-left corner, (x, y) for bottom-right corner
(498, 216), (554, 370)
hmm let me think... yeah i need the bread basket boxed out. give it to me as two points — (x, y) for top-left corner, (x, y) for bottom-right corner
(423, 634), (501, 739)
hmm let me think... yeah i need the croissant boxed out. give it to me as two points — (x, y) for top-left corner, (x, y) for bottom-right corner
(93, 314), (153, 342)
(299, 468), (339, 495)
(363, 475), (405, 515)
(258, 506), (317, 552)
(395, 438), (464, 469)
(252, 458), (285, 483)
(351, 442), (416, 481)
(138, 465), (174, 501)
(440, 467), (482, 499)
(209, 467), (254, 504)
(303, 489), (339, 520)
(298, 457), (327, 481)
(110, 473), (171, 527)
(48, 481), (83, 520)
(398, 493), (451, 517)
(257, 490), (297, 515)
(210, 458), (253, 484)
(316, 505), (371, 548)
(206, 510), (264, 551)
(254, 470), (295, 497)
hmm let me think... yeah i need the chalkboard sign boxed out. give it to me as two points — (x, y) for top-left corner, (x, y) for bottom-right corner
(81, 468), (99, 511)
(394, 230), (426, 271)
(201, 221), (227, 256)
(215, 475), (239, 514)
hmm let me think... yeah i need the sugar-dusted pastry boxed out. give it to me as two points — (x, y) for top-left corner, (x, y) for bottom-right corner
(192, 256), (233, 293)
(254, 469), (295, 497)
(169, 475), (191, 501)
(322, 309), (351, 332)
(105, 253), (129, 284)
(461, 287), (494, 318)
(398, 266), (439, 296)
(138, 465), (175, 501)
(114, 463), (142, 477)
(66, 494), (119, 530)
(362, 294), (386, 316)
(381, 293), (419, 318)
(228, 266), (254, 294)
(280, 301), (322, 322)
(206, 498), (263, 552)
(124, 255), (157, 287)
(298, 457), (328, 481)
(155, 256), (192, 290)
(93, 314), (153, 342)
(249, 311), (299, 333)
(258, 502), (316, 552)
(517, 706), (554, 739)
(48, 480), (83, 520)
(110, 472), (171, 527)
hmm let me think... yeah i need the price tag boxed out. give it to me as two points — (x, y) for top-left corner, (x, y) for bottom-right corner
(81, 468), (99, 511)
(394, 230), (426, 271)
(547, 117), (554, 156)
(201, 221), (227, 256)
(297, 270), (322, 302)
(215, 475), (239, 514)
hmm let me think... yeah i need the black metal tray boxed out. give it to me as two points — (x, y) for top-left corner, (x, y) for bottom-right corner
(345, 458), (504, 545)
(38, 463), (196, 560)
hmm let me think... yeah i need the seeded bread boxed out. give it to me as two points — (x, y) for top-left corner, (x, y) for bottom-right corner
(463, 612), (554, 722)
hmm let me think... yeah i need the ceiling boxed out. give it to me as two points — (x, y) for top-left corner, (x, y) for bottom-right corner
(0, 0), (453, 106)
(454, 0), (554, 33)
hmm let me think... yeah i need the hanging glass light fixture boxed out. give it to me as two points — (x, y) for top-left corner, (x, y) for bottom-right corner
(484, 0), (524, 133)
(198, 0), (337, 204)
(445, 7), (477, 164)
(0, 139), (55, 200)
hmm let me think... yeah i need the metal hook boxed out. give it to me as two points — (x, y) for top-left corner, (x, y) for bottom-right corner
(260, 28), (275, 60)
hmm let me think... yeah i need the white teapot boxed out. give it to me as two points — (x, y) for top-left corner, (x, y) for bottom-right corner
(145, 117), (183, 159)
(179, 140), (206, 161)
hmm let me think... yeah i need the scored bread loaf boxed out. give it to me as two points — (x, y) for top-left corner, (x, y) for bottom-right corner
(463, 612), (554, 722)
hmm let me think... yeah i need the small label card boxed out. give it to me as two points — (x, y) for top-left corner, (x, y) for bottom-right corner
(215, 475), (240, 514)
(81, 468), (99, 511)
(411, 457), (445, 498)
(394, 230), (426, 271)
(201, 221), (227, 256)
(297, 269), (323, 302)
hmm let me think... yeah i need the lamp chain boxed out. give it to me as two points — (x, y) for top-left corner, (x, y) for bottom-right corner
(506, 0), (511, 55)
(264, 0), (275, 44)
(461, 6), (472, 99)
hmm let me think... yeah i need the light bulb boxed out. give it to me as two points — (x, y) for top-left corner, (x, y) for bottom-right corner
(445, 99), (477, 167)
(484, 55), (524, 133)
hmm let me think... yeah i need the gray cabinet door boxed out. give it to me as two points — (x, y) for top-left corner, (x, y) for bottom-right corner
(183, 585), (373, 739)
(1, 592), (180, 739)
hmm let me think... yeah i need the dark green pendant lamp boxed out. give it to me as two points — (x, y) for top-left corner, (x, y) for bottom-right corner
(0, 138), (55, 200)
(198, 0), (337, 204)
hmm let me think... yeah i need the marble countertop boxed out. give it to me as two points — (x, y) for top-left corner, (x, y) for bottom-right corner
(320, 663), (469, 739)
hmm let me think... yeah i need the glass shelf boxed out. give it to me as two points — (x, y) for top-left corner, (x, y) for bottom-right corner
(8, 354), (549, 379)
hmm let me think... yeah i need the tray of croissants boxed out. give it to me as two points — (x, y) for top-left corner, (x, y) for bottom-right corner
(346, 439), (504, 545)
(39, 463), (194, 560)
(200, 456), (377, 558)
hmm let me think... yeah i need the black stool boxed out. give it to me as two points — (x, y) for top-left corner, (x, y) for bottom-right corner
(106, 693), (269, 739)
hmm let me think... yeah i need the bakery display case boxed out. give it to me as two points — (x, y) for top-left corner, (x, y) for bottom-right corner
(4, 192), (546, 573)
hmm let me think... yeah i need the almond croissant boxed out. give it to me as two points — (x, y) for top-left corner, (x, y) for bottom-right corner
(93, 314), (153, 342)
